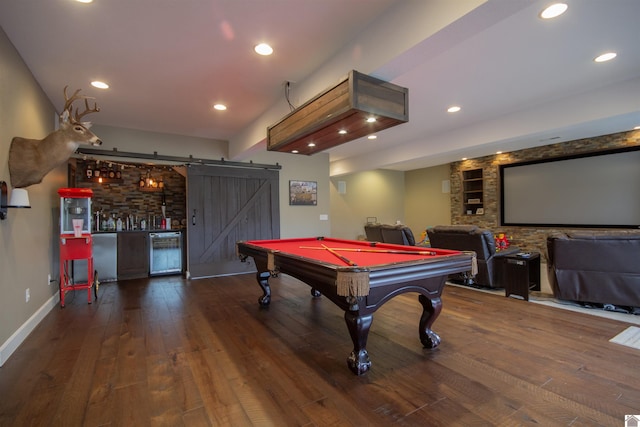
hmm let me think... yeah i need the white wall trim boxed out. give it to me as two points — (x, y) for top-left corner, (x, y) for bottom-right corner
(0, 292), (59, 367)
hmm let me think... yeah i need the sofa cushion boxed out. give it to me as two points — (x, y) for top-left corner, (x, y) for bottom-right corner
(565, 230), (640, 240)
(551, 236), (640, 273)
(364, 224), (384, 242)
(380, 224), (407, 245)
(431, 225), (478, 234)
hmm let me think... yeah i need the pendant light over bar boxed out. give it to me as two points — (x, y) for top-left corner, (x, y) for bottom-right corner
(267, 70), (409, 155)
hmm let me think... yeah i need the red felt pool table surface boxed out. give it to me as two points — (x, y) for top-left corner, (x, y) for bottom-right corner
(241, 237), (461, 268)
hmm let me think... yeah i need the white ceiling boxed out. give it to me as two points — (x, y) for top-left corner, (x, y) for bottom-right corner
(2, 0), (639, 176)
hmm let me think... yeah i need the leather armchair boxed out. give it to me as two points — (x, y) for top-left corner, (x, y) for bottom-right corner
(427, 225), (519, 288)
(364, 224), (416, 246)
(547, 231), (640, 308)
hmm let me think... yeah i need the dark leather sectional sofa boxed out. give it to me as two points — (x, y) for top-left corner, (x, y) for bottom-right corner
(546, 231), (640, 309)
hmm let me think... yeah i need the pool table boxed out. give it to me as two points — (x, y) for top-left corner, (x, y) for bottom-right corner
(237, 237), (475, 375)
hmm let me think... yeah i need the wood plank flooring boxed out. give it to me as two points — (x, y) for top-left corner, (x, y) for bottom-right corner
(1, 273), (639, 426)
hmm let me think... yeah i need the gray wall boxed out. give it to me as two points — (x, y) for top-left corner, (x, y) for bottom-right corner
(0, 27), (60, 364)
(329, 170), (405, 240)
(328, 166), (452, 242)
(404, 164), (452, 237)
(90, 124), (228, 160)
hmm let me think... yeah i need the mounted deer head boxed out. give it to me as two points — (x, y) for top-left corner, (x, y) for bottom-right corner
(8, 86), (103, 188)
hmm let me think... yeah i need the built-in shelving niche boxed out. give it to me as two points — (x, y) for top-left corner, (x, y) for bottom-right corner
(462, 168), (484, 215)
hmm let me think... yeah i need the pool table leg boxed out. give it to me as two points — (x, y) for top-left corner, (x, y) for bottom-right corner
(344, 311), (373, 375)
(418, 294), (442, 349)
(257, 271), (272, 306)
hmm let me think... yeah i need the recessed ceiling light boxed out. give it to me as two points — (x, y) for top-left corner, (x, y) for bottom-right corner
(291, 150), (299, 154)
(338, 130), (347, 135)
(254, 43), (273, 56)
(634, 126), (640, 130)
(594, 52), (617, 63)
(447, 106), (461, 113)
(76, 0), (93, 3)
(213, 104), (227, 111)
(91, 81), (109, 89)
(461, 157), (468, 161)
(368, 135), (377, 140)
(496, 151), (503, 154)
(308, 142), (316, 147)
(366, 117), (376, 123)
(540, 3), (568, 19)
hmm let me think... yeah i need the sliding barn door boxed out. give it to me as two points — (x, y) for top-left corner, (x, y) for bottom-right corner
(187, 165), (280, 278)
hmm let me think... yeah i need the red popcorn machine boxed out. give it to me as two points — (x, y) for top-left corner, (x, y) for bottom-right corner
(58, 188), (98, 307)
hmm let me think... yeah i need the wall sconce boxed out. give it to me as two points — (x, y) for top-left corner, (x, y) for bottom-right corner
(0, 181), (32, 220)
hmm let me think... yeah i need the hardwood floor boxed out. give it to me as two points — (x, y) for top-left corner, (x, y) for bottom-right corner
(1, 273), (638, 426)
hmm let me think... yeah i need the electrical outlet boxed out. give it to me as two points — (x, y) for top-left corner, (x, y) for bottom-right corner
(48, 274), (52, 286)
(25, 288), (30, 303)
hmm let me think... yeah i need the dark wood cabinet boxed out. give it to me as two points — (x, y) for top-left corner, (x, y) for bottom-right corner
(462, 168), (484, 215)
(117, 232), (149, 280)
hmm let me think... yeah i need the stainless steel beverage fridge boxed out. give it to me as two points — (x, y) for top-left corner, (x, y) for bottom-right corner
(149, 231), (183, 276)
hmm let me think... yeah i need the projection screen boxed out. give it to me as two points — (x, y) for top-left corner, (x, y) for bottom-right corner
(499, 146), (640, 228)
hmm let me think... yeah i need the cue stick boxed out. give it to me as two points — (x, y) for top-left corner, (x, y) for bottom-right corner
(321, 244), (358, 266)
(300, 246), (437, 256)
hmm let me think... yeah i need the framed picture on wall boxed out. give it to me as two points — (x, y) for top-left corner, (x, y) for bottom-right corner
(289, 180), (317, 205)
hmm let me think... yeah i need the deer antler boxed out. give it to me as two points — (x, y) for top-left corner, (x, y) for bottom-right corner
(62, 85), (98, 123)
(74, 98), (100, 123)
(63, 85), (85, 113)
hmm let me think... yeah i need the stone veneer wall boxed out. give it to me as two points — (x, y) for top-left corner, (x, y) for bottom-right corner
(73, 159), (186, 230)
(449, 130), (640, 261)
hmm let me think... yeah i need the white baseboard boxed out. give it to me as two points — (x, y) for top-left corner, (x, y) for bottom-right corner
(0, 292), (60, 367)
